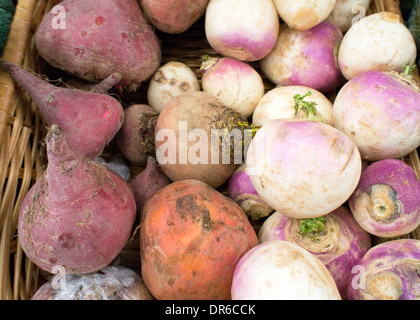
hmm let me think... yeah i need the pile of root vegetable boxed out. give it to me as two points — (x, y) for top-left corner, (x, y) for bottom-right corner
(4, 0), (420, 300)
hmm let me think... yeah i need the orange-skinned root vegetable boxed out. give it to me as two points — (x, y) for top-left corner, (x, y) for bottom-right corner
(332, 68), (420, 161)
(227, 164), (273, 220)
(231, 241), (342, 300)
(201, 55), (265, 118)
(0, 60), (124, 159)
(31, 266), (154, 300)
(272, 0), (337, 31)
(140, 179), (259, 300)
(147, 61), (200, 114)
(35, 0), (161, 92)
(347, 239), (420, 300)
(116, 104), (158, 167)
(205, 0), (279, 62)
(154, 91), (247, 188)
(338, 12), (417, 80)
(246, 119), (362, 219)
(252, 86), (333, 127)
(258, 207), (371, 299)
(260, 22), (343, 93)
(139, 0), (209, 34)
(349, 159), (420, 238)
(18, 125), (137, 274)
(325, 0), (371, 32)
(130, 156), (171, 211)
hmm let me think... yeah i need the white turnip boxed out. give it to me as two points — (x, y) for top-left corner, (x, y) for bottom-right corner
(205, 0), (279, 62)
(325, 0), (371, 32)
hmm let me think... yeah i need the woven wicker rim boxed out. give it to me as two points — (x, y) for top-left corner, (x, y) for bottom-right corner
(0, 0), (419, 300)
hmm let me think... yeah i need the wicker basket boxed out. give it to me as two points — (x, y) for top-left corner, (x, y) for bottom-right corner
(0, 0), (419, 300)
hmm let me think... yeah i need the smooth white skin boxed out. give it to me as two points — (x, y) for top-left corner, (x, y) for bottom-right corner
(147, 62), (200, 113)
(273, 0), (337, 31)
(338, 12), (417, 80)
(231, 241), (341, 300)
(205, 0), (279, 61)
(252, 86), (333, 127)
(246, 119), (362, 219)
(202, 60), (265, 118)
(325, 0), (371, 32)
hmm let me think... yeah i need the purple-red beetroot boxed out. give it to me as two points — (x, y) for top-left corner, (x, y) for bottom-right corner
(35, 0), (161, 92)
(227, 164), (273, 220)
(205, 0), (279, 62)
(258, 207), (371, 299)
(18, 126), (137, 274)
(1, 60), (124, 159)
(65, 72), (122, 93)
(116, 104), (158, 166)
(333, 70), (420, 161)
(260, 22), (343, 93)
(349, 159), (420, 237)
(347, 239), (420, 300)
(131, 157), (171, 210)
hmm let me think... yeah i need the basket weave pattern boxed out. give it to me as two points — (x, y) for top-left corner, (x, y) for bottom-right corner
(0, 0), (419, 300)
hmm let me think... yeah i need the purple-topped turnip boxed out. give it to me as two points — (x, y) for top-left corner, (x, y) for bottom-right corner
(227, 164), (273, 220)
(272, 0), (337, 31)
(333, 67), (420, 161)
(349, 159), (420, 238)
(201, 56), (265, 118)
(258, 206), (372, 299)
(231, 241), (342, 300)
(338, 12), (417, 80)
(260, 22), (343, 93)
(205, 0), (279, 62)
(252, 86), (333, 127)
(347, 239), (420, 300)
(246, 119), (362, 219)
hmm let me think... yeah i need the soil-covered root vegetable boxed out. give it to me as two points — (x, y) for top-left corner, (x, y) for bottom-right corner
(130, 156), (171, 211)
(65, 72), (122, 93)
(201, 56), (265, 118)
(272, 0), (337, 31)
(325, 0), (371, 32)
(35, 0), (161, 92)
(227, 164), (273, 220)
(154, 91), (247, 189)
(260, 22), (343, 93)
(139, 0), (209, 34)
(349, 159), (420, 238)
(205, 0), (279, 62)
(258, 207), (371, 299)
(31, 266), (154, 300)
(252, 86), (333, 127)
(231, 240), (341, 300)
(246, 119), (362, 219)
(347, 239), (420, 300)
(147, 61), (200, 113)
(140, 179), (259, 300)
(338, 12), (417, 80)
(18, 125), (137, 274)
(332, 69), (420, 161)
(116, 104), (158, 167)
(1, 60), (124, 159)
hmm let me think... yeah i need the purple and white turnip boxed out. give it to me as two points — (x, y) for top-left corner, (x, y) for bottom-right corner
(338, 12), (417, 80)
(205, 0), (279, 62)
(258, 206), (372, 299)
(231, 240), (342, 300)
(347, 239), (420, 300)
(260, 22), (343, 93)
(349, 159), (420, 237)
(333, 68), (420, 161)
(246, 119), (362, 219)
(201, 56), (265, 118)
